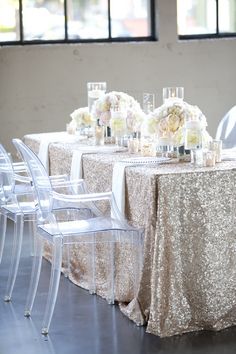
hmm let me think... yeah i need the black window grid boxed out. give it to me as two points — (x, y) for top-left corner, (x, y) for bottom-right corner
(0, 0), (156, 46)
(179, 0), (236, 40)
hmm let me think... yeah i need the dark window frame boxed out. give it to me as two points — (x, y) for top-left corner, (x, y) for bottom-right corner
(178, 0), (236, 40)
(0, 0), (156, 46)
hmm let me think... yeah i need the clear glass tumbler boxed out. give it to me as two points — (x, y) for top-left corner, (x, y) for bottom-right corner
(143, 93), (155, 114)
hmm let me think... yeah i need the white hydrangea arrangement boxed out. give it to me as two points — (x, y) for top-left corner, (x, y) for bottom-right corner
(69, 107), (94, 130)
(92, 91), (145, 133)
(147, 100), (212, 146)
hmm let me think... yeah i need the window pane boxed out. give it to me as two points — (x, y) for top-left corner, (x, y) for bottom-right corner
(219, 0), (236, 32)
(0, 0), (20, 42)
(110, 0), (150, 38)
(177, 0), (216, 35)
(22, 0), (65, 40)
(67, 0), (108, 39)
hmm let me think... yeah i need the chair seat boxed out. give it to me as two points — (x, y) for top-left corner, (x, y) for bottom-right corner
(39, 216), (136, 238)
(15, 184), (32, 194)
(2, 202), (37, 215)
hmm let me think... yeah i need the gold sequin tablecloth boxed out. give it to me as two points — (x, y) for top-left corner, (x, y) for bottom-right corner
(23, 133), (236, 337)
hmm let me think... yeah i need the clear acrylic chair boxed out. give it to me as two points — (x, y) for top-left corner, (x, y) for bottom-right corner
(0, 143), (37, 301)
(0, 142), (88, 302)
(13, 138), (144, 335)
(0, 152), (27, 264)
(215, 106), (236, 148)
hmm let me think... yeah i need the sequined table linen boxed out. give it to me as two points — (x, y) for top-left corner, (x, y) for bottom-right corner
(23, 134), (236, 337)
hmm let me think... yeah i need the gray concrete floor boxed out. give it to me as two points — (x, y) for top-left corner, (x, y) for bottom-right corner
(1, 221), (236, 354)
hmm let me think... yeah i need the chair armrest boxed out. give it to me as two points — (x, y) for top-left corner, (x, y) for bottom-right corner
(52, 190), (112, 203)
(50, 178), (84, 188)
(14, 173), (31, 184)
(14, 184), (34, 196)
(12, 161), (27, 172)
(52, 191), (131, 226)
(49, 174), (68, 182)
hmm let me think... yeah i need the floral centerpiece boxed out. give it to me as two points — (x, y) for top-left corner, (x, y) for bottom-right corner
(146, 99), (212, 147)
(68, 107), (94, 131)
(92, 91), (144, 135)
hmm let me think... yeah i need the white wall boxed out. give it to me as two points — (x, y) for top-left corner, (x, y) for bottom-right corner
(0, 0), (236, 152)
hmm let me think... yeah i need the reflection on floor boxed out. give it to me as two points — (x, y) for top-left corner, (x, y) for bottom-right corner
(0, 221), (236, 354)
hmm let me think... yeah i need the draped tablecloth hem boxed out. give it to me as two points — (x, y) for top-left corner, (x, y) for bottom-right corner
(119, 298), (147, 326)
(146, 319), (236, 338)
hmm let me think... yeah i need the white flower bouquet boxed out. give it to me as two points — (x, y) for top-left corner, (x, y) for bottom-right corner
(92, 91), (144, 134)
(69, 107), (94, 130)
(147, 100), (211, 146)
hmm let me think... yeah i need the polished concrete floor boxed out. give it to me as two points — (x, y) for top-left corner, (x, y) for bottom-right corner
(1, 222), (236, 354)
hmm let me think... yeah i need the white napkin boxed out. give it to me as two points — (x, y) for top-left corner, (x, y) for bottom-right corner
(70, 146), (106, 192)
(112, 162), (127, 217)
(70, 145), (126, 181)
(111, 156), (170, 217)
(38, 132), (77, 172)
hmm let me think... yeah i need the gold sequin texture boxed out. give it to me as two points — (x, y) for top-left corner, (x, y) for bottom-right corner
(23, 134), (236, 337)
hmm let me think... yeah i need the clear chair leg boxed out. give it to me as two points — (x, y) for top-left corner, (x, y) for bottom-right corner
(41, 237), (63, 335)
(28, 220), (37, 257)
(63, 244), (70, 278)
(107, 232), (115, 305)
(24, 236), (43, 317)
(0, 213), (7, 264)
(4, 214), (24, 302)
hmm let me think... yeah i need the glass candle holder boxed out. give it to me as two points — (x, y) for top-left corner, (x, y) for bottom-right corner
(203, 150), (216, 167)
(163, 87), (184, 103)
(191, 149), (204, 167)
(143, 93), (155, 114)
(209, 139), (222, 162)
(95, 125), (105, 146)
(87, 82), (107, 113)
(140, 138), (156, 157)
(156, 136), (174, 158)
(128, 138), (139, 154)
(66, 123), (76, 135)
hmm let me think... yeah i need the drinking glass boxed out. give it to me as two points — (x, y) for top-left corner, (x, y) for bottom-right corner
(87, 82), (107, 113)
(209, 139), (222, 162)
(163, 87), (184, 103)
(143, 93), (155, 114)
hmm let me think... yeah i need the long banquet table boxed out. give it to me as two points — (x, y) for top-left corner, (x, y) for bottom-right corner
(23, 132), (236, 337)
